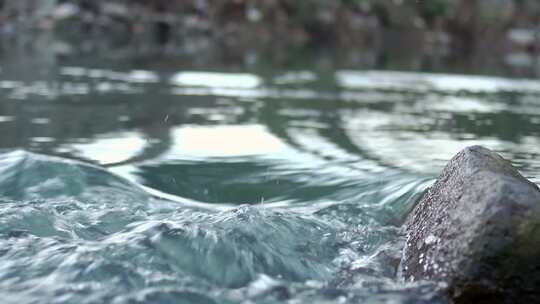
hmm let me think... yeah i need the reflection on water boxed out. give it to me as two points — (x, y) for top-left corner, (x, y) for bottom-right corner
(171, 72), (262, 89)
(0, 66), (538, 195)
(0, 63), (539, 303)
(337, 70), (540, 93)
(172, 125), (285, 157)
(68, 132), (148, 165)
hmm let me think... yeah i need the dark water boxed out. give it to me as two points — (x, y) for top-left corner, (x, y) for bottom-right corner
(0, 61), (539, 303)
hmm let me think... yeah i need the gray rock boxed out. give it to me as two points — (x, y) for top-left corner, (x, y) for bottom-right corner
(401, 145), (540, 303)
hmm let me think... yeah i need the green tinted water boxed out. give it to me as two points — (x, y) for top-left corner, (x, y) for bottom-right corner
(0, 59), (539, 303)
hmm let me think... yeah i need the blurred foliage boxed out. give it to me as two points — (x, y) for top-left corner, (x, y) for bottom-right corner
(1, 0), (539, 56)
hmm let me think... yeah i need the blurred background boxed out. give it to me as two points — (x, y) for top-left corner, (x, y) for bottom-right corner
(3, 0), (540, 75)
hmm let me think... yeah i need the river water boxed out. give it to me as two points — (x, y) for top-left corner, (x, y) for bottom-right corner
(0, 58), (539, 303)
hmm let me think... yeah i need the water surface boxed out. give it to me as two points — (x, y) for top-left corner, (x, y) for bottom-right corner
(0, 63), (539, 303)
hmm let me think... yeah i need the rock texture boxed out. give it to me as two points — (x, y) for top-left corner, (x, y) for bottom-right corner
(401, 145), (540, 303)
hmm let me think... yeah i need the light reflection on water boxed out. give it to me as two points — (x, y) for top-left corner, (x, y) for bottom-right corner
(337, 70), (540, 93)
(171, 72), (262, 89)
(0, 67), (538, 303)
(172, 125), (286, 157)
(0, 68), (538, 191)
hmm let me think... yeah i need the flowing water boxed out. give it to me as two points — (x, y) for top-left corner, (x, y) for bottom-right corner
(0, 59), (539, 304)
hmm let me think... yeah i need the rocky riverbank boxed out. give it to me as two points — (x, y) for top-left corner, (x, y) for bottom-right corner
(2, 1), (540, 78)
(2, 1), (540, 53)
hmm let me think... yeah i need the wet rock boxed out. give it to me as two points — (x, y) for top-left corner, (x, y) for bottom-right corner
(401, 145), (540, 303)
